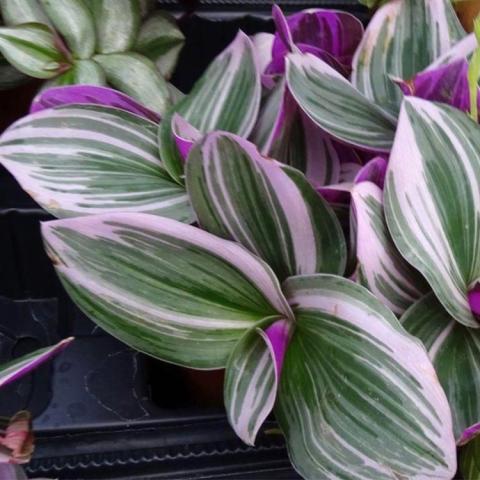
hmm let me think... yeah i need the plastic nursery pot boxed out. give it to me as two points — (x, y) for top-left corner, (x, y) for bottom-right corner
(0, 80), (40, 134)
(454, 0), (480, 32)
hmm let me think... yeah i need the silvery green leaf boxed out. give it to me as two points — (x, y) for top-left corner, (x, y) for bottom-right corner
(94, 52), (171, 115)
(0, 23), (64, 79)
(93, 0), (140, 54)
(39, 0), (96, 59)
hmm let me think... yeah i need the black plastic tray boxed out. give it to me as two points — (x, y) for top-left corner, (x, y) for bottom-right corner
(0, 6), (368, 479)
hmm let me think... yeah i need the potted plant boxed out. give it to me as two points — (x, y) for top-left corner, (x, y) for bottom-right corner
(1, 0), (480, 478)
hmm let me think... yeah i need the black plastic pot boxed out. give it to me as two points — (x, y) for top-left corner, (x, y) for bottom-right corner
(0, 3), (368, 478)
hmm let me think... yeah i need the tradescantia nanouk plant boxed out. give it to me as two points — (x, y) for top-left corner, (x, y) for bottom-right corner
(2, 0), (480, 478)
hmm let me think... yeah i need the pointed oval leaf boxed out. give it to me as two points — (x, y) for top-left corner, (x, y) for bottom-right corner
(30, 84), (160, 121)
(251, 32), (273, 75)
(277, 274), (456, 479)
(0, 105), (192, 221)
(224, 318), (291, 446)
(352, 0), (465, 115)
(93, 0), (140, 54)
(42, 213), (293, 368)
(186, 132), (346, 281)
(352, 182), (428, 315)
(159, 31), (261, 183)
(176, 31), (260, 137)
(0, 337), (73, 389)
(401, 292), (480, 441)
(39, 0), (95, 59)
(286, 52), (396, 151)
(385, 97), (480, 327)
(94, 52), (171, 116)
(134, 11), (184, 79)
(428, 32), (477, 70)
(0, 23), (64, 79)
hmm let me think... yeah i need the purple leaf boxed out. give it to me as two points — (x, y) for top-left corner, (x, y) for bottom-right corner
(30, 85), (161, 122)
(394, 59), (480, 115)
(272, 4), (295, 53)
(459, 422), (480, 446)
(354, 156), (388, 189)
(266, 7), (363, 76)
(0, 337), (74, 389)
(262, 318), (291, 377)
(468, 283), (480, 317)
(171, 113), (202, 161)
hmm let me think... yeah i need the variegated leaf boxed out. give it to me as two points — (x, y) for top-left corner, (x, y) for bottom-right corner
(461, 435), (480, 480)
(352, 0), (465, 115)
(352, 182), (428, 315)
(186, 133), (346, 281)
(427, 32), (477, 70)
(277, 274), (456, 480)
(0, 105), (192, 221)
(0, 0), (50, 26)
(385, 97), (480, 328)
(159, 31), (261, 183)
(42, 213), (293, 368)
(251, 32), (273, 75)
(401, 292), (480, 441)
(135, 11), (184, 80)
(0, 337), (73, 389)
(30, 84), (160, 122)
(39, 0), (96, 60)
(92, 0), (140, 54)
(224, 318), (291, 446)
(269, 86), (361, 188)
(286, 52), (396, 151)
(94, 52), (171, 116)
(0, 23), (64, 79)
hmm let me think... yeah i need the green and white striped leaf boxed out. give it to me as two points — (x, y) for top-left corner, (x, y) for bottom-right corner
(159, 31), (261, 183)
(39, 0), (95, 60)
(385, 97), (480, 328)
(277, 274), (456, 480)
(42, 213), (293, 369)
(0, 337), (73, 389)
(0, 0), (50, 26)
(186, 133), (346, 281)
(352, 181), (428, 316)
(0, 104), (192, 221)
(0, 23), (64, 79)
(401, 292), (480, 441)
(428, 32), (477, 70)
(94, 52), (171, 116)
(352, 0), (465, 115)
(286, 52), (396, 151)
(92, 0), (140, 54)
(135, 11), (185, 80)
(461, 435), (480, 480)
(224, 319), (287, 446)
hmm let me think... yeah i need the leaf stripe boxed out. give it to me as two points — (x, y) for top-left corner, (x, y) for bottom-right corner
(42, 213), (292, 368)
(276, 275), (456, 479)
(186, 133), (346, 281)
(385, 97), (480, 327)
(0, 105), (192, 221)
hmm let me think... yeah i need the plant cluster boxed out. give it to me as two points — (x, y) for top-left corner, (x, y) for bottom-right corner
(1, 0), (480, 478)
